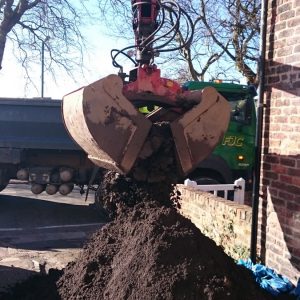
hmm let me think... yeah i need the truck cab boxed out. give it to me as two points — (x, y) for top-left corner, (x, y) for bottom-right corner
(184, 81), (257, 189)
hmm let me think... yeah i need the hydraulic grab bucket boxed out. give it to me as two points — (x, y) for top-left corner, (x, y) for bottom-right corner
(62, 74), (231, 181)
(62, 75), (152, 174)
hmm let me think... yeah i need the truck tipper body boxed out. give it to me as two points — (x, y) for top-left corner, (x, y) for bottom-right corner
(0, 98), (97, 195)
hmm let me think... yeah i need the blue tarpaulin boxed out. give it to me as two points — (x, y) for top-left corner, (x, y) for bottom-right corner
(237, 259), (300, 298)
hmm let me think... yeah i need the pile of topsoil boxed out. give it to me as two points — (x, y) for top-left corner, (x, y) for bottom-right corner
(56, 202), (277, 300)
(1, 172), (295, 300)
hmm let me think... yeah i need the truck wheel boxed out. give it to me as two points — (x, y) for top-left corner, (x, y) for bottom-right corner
(0, 183), (8, 192)
(189, 176), (225, 198)
(189, 176), (221, 185)
(0, 168), (10, 192)
(188, 173), (234, 200)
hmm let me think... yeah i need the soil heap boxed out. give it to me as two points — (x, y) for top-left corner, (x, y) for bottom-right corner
(56, 200), (276, 300)
(1, 173), (295, 300)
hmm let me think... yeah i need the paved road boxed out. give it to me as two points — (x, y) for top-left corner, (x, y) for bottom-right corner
(0, 182), (106, 291)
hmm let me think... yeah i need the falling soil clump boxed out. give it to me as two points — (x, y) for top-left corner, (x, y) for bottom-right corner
(130, 122), (179, 183)
(94, 170), (180, 218)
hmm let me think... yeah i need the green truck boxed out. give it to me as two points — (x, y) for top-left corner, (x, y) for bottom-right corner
(184, 81), (257, 190)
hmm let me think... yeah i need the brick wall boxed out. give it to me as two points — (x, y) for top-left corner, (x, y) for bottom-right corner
(258, 0), (300, 284)
(177, 185), (252, 261)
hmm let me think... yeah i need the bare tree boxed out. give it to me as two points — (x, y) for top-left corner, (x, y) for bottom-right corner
(198, 0), (260, 83)
(96, 0), (260, 83)
(0, 0), (90, 78)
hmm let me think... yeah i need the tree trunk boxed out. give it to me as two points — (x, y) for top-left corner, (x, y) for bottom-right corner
(0, 31), (7, 70)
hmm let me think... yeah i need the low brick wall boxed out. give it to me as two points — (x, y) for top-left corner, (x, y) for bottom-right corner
(177, 184), (252, 261)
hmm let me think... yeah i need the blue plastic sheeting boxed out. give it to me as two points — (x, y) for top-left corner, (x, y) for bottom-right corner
(237, 259), (300, 298)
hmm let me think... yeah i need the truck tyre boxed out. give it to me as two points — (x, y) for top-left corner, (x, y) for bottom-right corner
(188, 170), (228, 198)
(0, 168), (10, 192)
(189, 172), (234, 200)
(0, 183), (8, 192)
(190, 176), (221, 185)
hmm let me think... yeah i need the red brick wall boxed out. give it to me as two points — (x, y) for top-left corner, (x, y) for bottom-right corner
(259, 0), (300, 284)
(178, 185), (252, 261)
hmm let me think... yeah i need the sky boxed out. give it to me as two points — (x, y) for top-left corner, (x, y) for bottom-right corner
(0, 28), (131, 99)
(0, 1), (248, 100)
(0, 0), (135, 101)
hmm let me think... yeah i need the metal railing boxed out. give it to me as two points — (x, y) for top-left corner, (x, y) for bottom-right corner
(184, 178), (246, 204)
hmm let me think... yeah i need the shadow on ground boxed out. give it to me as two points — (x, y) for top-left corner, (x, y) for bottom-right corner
(0, 194), (107, 250)
(0, 265), (37, 293)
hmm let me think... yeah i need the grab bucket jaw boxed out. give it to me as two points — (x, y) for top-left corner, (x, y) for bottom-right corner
(62, 74), (152, 174)
(170, 87), (231, 176)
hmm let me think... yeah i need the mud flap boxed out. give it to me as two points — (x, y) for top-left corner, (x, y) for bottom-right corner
(62, 74), (152, 174)
(170, 87), (231, 176)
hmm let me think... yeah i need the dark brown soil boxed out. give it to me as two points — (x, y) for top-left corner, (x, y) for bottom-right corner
(94, 170), (180, 218)
(0, 172), (296, 300)
(56, 201), (280, 300)
(131, 122), (180, 183)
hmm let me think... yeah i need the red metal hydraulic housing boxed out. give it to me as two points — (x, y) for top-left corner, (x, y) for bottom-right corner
(123, 65), (182, 106)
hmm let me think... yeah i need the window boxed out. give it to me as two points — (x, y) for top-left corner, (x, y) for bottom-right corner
(222, 93), (251, 124)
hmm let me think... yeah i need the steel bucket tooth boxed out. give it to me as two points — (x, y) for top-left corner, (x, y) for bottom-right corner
(171, 87), (231, 176)
(62, 74), (152, 174)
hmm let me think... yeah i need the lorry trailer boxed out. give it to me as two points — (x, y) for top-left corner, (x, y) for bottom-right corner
(0, 98), (98, 195)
